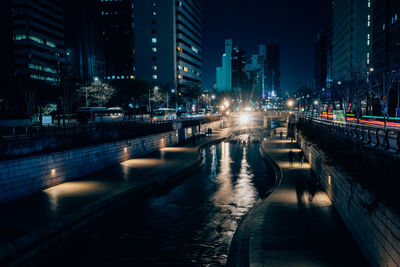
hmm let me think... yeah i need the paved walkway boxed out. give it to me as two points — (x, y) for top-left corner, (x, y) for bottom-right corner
(0, 127), (233, 264)
(246, 128), (366, 266)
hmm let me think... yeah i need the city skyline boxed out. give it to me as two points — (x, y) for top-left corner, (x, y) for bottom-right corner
(202, 0), (330, 93)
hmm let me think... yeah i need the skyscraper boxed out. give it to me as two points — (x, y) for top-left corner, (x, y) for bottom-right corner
(11, 0), (65, 84)
(99, 0), (135, 80)
(134, 0), (202, 108)
(216, 39), (233, 92)
(266, 43), (280, 96)
(64, 0), (105, 83)
(314, 30), (327, 91)
(331, 0), (372, 81)
(245, 45), (268, 99)
(372, 0), (400, 116)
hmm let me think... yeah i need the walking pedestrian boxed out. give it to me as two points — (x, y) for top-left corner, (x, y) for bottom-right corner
(273, 129), (277, 136)
(308, 177), (320, 203)
(280, 131), (283, 140)
(298, 150), (304, 166)
(288, 150), (294, 167)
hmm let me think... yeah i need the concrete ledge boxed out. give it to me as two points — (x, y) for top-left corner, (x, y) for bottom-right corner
(297, 133), (400, 267)
(0, 124), (228, 265)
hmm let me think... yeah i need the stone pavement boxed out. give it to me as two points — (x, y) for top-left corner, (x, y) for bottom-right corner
(237, 128), (367, 266)
(0, 127), (233, 264)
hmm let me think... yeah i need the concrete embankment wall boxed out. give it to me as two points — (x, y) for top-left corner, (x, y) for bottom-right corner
(297, 134), (400, 267)
(0, 120), (222, 204)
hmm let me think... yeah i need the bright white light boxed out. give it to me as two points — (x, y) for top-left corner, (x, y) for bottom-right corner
(239, 113), (251, 124)
(224, 101), (229, 107)
(94, 77), (99, 81)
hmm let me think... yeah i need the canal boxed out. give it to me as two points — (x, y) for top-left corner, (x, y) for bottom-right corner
(41, 130), (274, 266)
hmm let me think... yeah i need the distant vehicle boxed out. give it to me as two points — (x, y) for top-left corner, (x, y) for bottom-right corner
(76, 107), (124, 123)
(153, 108), (176, 120)
(198, 108), (206, 115)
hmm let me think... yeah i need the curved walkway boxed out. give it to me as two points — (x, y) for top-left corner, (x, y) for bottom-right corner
(233, 128), (366, 266)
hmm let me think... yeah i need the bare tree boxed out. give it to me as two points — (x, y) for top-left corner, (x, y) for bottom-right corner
(368, 70), (398, 128)
(17, 78), (38, 117)
(333, 71), (369, 123)
(79, 80), (115, 107)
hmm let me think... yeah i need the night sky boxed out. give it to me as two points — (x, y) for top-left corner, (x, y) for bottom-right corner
(201, 0), (330, 93)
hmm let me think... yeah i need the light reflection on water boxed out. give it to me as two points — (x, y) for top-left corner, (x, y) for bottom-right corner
(43, 138), (273, 266)
(234, 146), (256, 209)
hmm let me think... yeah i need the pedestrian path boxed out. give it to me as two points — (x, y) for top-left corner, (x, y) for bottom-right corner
(0, 127), (232, 264)
(247, 128), (366, 266)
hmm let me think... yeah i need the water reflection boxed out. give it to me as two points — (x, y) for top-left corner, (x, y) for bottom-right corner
(212, 142), (233, 205)
(234, 146), (256, 209)
(43, 138), (273, 266)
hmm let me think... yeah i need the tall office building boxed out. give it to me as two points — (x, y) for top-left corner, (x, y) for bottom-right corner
(134, 0), (202, 107)
(266, 43), (280, 96)
(331, 0), (372, 81)
(216, 39), (233, 92)
(372, 0), (400, 116)
(216, 40), (248, 94)
(0, 0), (15, 111)
(64, 0), (105, 83)
(99, 0), (135, 80)
(314, 30), (328, 91)
(245, 45), (268, 99)
(11, 0), (65, 84)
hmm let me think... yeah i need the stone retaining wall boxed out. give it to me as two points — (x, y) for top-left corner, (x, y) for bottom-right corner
(0, 120), (222, 204)
(297, 134), (400, 267)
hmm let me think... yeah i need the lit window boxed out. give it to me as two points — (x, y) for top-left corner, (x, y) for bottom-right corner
(177, 46), (183, 52)
(367, 34), (370, 40)
(153, 66), (158, 70)
(178, 74), (183, 79)
(183, 67), (189, 72)
(152, 38), (157, 43)
(191, 46), (199, 53)
(153, 11), (156, 16)
(178, 65), (183, 70)
(46, 41), (56, 48)
(152, 75), (158, 80)
(383, 24), (386, 30)
(14, 34), (27, 40)
(152, 47), (157, 52)
(367, 40), (370, 45)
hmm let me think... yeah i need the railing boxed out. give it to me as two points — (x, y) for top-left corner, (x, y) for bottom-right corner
(0, 115), (222, 140)
(297, 115), (400, 152)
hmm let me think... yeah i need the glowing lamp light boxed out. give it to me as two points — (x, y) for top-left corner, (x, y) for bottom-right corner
(239, 113), (251, 124)
(287, 100), (294, 107)
(51, 169), (56, 174)
(224, 101), (229, 107)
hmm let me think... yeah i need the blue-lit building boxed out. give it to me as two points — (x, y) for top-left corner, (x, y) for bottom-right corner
(11, 0), (65, 84)
(216, 40), (233, 92)
(134, 0), (202, 108)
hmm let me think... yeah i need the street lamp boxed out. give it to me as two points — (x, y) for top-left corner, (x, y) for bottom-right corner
(287, 99), (294, 113)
